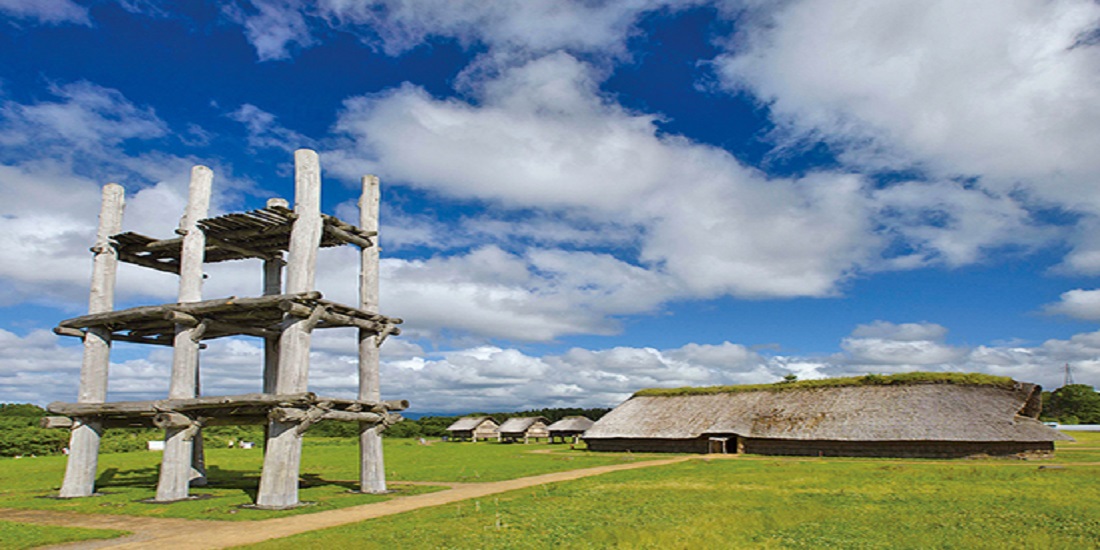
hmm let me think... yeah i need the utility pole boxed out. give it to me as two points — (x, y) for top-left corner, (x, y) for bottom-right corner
(1064, 363), (1076, 386)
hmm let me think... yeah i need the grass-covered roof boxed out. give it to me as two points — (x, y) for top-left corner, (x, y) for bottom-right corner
(633, 372), (1015, 398)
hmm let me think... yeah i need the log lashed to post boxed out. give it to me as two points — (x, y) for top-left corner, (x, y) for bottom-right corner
(257, 149), (323, 509)
(156, 165), (212, 502)
(358, 175), (387, 493)
(59, 183), (124, 498)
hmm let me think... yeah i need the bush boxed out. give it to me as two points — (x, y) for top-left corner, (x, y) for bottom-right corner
(0, 426), (68, 457)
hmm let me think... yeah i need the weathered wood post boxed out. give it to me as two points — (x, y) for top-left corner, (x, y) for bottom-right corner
(358, 175), (386, 493)
(262, 198), (288, 394)
(155, 165), (212, 501)
(256, 149), (322, 508)
(59, 183), (124, 498)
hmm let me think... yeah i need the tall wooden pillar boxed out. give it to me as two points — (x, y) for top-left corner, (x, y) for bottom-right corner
(257, 149), (322, 508)
(262, 198), (287, 394)
(358, 175), (386, 493)
(59, 184), (124, 498)
(155, 166), (212, 502)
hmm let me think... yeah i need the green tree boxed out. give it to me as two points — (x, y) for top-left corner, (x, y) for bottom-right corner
(1047, 384), (1100, 424)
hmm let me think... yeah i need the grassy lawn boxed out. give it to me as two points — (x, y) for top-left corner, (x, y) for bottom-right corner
(0, 438), (647, 522)
(0, 520), (127, 549)
(5, 433), (1097, 548)
(242, 432), (1100, 549)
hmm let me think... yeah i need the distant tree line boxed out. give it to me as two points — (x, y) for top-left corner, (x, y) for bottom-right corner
(1041, 384), (1100, 424)
(0, 404), (610, 456)
(0, 404), (265, 457)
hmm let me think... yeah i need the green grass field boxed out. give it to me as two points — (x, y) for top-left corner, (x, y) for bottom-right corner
(0, 438), (643, 522)
(0, 520), (125, 549)
(3, 433), (1098, 548)
(243, 432), (1100, 550)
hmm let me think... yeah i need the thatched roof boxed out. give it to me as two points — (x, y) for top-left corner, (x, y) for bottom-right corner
(446, 416), (496, 431)
(546, 416), (595, 432)
(498, 416), (549, 434)
(585, 377), (1070, 443)
(634, 372), (1015, 397)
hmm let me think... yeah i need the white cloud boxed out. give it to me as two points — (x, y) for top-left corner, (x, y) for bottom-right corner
(224, 0), (685, 62)
(329, 53), (884, 301)
(714, 0), (1100, 268)
(840, 321), (968, 367)
(228, 103), (313, 152)
(222, 0), (316, 62)
(1057, 215), (1100, 275)
(118, 0), (170, 18)
(377, 246), (674, 341)
(328, 54), (670, 209)
(6, 319), (1098, 411)
(1043, 289), (1100, 321)
(0, 82), (260, 310)
(849, 320), (947, 342)
(322, 0), (673, 56)
(0, 81), (167, 152)
(872, 180), (1057, 268)
(0, 0), (89, 25)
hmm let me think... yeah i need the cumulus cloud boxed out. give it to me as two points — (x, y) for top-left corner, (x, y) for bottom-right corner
(309, 245), (675, 342)
(872, 180), (1057, 268)
(714, 0), (1100, 268)
(222, 0), (316, 62)
(839, 321), (968, 367)
(329, 52), (883, 300)
(321, 0), (674, 57)
(0, 0), (89, 25)
(0, 81), (167, 153)
(223, 0), (685, 62)
(10, 320), (1096, 411)
(1043, 289), (1100, 321)
(0, 82), (260, 310)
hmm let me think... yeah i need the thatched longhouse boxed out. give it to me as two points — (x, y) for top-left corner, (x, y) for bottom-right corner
(583, 373), (1071, 458)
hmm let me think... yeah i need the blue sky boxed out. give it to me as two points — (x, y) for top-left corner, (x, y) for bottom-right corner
(2, 0), (1100, 413)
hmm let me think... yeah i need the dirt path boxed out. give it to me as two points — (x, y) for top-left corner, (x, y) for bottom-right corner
(13, 456), (690, 550)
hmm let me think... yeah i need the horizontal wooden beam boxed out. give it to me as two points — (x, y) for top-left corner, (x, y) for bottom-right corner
(58, 292), (323, 330)
(47, 392), (318, 416)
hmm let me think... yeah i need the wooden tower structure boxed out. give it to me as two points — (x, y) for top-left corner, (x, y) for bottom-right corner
(45, 149), (405, 508)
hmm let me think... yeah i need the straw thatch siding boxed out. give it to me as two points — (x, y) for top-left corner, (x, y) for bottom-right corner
(498, 416), (550, 443)
(584, 381), (1070, 458)
(546, 416), (595, 443)
(445, 416), (499, 442)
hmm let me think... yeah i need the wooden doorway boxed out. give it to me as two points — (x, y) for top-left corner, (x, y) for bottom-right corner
(708, 437), (729, 454)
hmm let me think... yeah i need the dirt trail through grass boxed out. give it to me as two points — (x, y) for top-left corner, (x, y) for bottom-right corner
(11, 456), (689, 549)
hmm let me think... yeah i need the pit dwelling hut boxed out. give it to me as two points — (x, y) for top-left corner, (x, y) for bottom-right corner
(498, 416), (551, 443)
(446, 416), (500, 441)
(43, 150), (405, 509)
(583, 373), (1072, 458)
(547, 416), (595, 443)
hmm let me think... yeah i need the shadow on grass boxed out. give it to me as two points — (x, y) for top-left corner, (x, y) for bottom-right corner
(93, 465), (263, 493)
(300, 473), (357, 492)
(91, 465), (367, 504)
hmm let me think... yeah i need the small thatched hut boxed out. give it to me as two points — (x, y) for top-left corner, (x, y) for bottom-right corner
(498, 416), (550, 443)
(546, 416), (595, 443)
(584, 373), (1071, 458)
(445, 416), (499, 442)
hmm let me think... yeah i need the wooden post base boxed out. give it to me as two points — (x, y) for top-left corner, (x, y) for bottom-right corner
(359, 423), (386, 494)
(256, 419), (304, 508)
(155, 427), (193, 501)
(58, 419), (104, 498)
